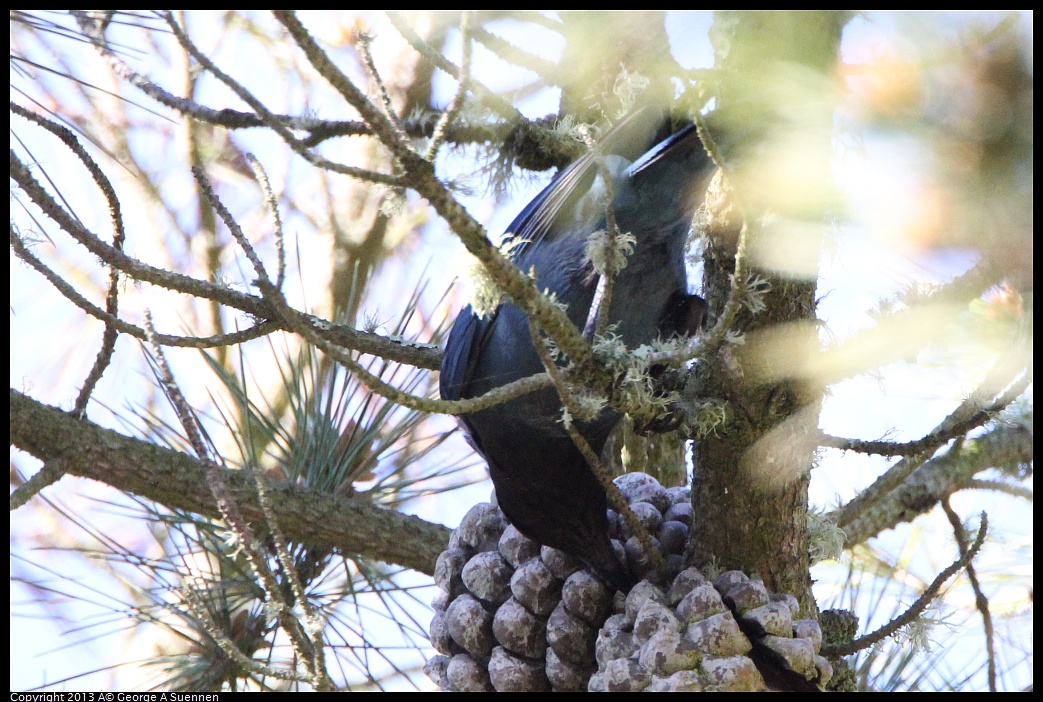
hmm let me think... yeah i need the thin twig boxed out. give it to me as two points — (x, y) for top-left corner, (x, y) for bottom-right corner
(162, 12), (403, 187)
(245, 155), (286, 289)
(387, 10), (581, 171)
(9, 460), (67, 510)
(821, 369), (1031, 458)
(822, 512), (988, 658)
(961, 479), (1033, 500)
(942, 498), (996, 692)
(354, 29), (408, 142)
(386, 11), (537, 130)
(10, 102), (126, 416)
(529, 321), (668, 580)
(470, 24), (559, 82)
(425, 12), (472, 161)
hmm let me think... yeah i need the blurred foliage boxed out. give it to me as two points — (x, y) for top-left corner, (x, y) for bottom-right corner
(10, 10), (1031, 692)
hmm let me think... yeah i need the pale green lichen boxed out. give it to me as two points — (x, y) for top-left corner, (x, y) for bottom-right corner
(468, 236), (533, 318)
(585, 228), (637, 277)
(807, 508), (846, 564)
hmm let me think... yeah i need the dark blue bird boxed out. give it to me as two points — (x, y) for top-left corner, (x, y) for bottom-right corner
(440, 108), (714, 590)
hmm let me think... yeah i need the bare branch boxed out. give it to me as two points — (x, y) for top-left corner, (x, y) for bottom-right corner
(821, 368), (1031, 457)
(961, 479), (1033, 500)
(10, 150), (441, 368)
(386, 11), (579, 171)
(833, 357), (1031, 531)
(245, 155), (286, 289)
(386, 11), (532, 128)
(354, 28), (409, 143)
(835, 425), (1031, 545)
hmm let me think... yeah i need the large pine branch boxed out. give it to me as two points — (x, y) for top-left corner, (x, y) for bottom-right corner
(10, 389), (450, 575)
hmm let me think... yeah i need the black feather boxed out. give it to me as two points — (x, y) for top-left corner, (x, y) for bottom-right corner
(441, 107), (714, 591)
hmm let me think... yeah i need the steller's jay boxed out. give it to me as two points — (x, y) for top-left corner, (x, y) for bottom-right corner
(440, 107), (714, 591)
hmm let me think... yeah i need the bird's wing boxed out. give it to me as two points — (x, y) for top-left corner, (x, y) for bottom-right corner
(439, 303), (493, 402)
(503, 106), (673, 260)
(624, 122), (702, 180)
(440, 109), (696, 405)
(439, 303), (499, 461)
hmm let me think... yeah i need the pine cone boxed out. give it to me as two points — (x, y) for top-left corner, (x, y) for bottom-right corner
(426, 473), (830, 692)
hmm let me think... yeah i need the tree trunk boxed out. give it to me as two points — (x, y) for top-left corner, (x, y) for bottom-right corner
(687, 11), (851, 617)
